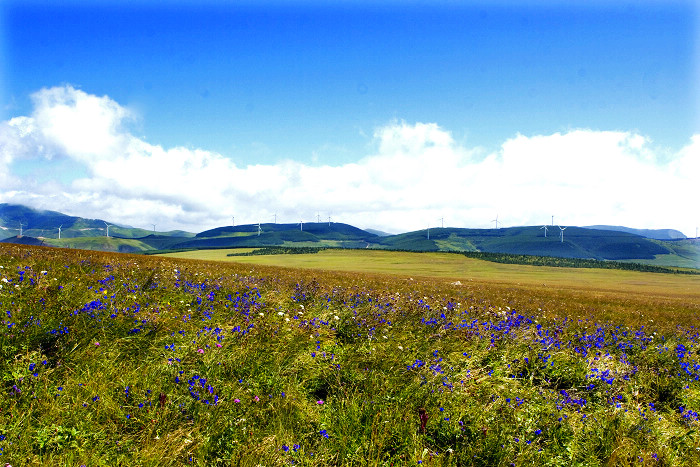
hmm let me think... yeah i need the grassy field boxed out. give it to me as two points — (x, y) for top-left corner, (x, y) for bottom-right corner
(2, 244), (700, 465)
(44, 236), (154, 253)
(163, 249), (700, 320)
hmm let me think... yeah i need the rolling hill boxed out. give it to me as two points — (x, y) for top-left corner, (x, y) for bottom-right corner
(0, 203), (194, 240)
(583, 225), (686, 240)
(178, 222), (379, 249)
(377, 226), (673, 261)
(1, 204), (697, 269)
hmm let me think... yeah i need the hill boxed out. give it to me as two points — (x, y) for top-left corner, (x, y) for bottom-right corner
(0, 203), (194, 240)
(377, 226), (674, 261)
(176, 222), (379, 249)
(0, 235), (46, 246)
(42, 236), (155, 253)
(584, 225), (687, 240)
(1, 204), (697, 269)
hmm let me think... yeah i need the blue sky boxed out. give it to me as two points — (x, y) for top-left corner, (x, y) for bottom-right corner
(1, 1), (698, 235)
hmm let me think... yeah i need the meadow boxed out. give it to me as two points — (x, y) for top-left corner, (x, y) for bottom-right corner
(1, 243), (699, 465)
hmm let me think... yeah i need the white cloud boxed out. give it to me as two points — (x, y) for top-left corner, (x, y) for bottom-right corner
(30, 86), (134, 163)
(1, 85), (698, 237)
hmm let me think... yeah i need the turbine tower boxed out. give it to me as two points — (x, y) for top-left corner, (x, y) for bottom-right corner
(427, 226), (430, 240)
(317, 212), (321, 223)
(558, 225), (567, 243)
(298, 220), (304, 231)
(492, 214), (499, 229)
(257, 222), (262, 236)
(439, 217), (444, 228)
(540, 225), (548, 237)
(232, 216), (235, 227)
(104, 221), (111, 238)
(58, 225), (62, 239)
(152, 224), (156, 234)
(328, 216), (332, 226)
(19, 222), (24, 237)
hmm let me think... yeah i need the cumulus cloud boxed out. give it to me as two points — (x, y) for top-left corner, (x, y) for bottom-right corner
(1, 85), (698, 236)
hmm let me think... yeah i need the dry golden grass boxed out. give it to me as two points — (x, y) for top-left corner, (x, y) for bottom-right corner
(162, 248), (700, 330)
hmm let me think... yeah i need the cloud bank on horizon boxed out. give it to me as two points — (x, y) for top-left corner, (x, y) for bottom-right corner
(1, 85), (698, 237)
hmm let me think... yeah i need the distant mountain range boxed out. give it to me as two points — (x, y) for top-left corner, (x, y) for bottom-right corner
(0, 203), (194, 240)
(1, 203), (698, 269)
(583, 225), (686, 241)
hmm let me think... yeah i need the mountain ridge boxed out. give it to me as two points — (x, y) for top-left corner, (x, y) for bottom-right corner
(1, 203), (697, 269)
(583, 225), (686, 241)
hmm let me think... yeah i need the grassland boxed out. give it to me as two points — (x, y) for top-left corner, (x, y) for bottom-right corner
(2, 244), (700, 465)
(164, 249), (700, 302)
(44, 236), (154, 253)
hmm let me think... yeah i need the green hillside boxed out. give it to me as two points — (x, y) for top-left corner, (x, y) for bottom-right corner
(0, 203), (194, 240)
(196, 222), (377, 240)
(1, 204), (697, 269)
(377, 226), (676, 261)
(43, 236), (154, 253)
(181, 223), (378, 249)
(0, 235), (45, 246)
(618, 238), (700, 269)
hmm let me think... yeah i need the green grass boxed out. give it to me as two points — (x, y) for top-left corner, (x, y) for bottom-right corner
(44, 236), (154, 253)
(1, 243), (700, 465)
(163, 248), (700, 295)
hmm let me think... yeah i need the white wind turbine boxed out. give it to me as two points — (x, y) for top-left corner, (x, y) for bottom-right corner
(58, 225), (62, 239)
(257, 222), (262, 236)
(558, 225), (567, 243)
(104, 221), (112, 238)
(298, 220), (304, 231)
(540, 225), (548, 238)
(492, 214), (499, 229)
(19, 222), (24, 237)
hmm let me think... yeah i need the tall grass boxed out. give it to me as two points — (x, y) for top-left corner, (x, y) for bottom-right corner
(0, 243), (699, 465)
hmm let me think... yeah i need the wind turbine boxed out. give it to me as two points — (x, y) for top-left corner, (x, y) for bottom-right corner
(427, 225), (430, 240)
(317, 212), (321, 223)
(540, 225), (548, 238)
(558, 225), (567, 243)
(19, 222), (24, 237)
(272, 213), (277, 224)
(328, 216), (332, 226)
(152, 224), (156, 234)
(58, 225), (62, 239)
(104, 221), (112, 238)
(257, 222), (262, 236)
(492, 215), (499, 229)
(298, 220), (304, 231)
(439, 217), (444, 228)
(232, 216), (235, 227)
